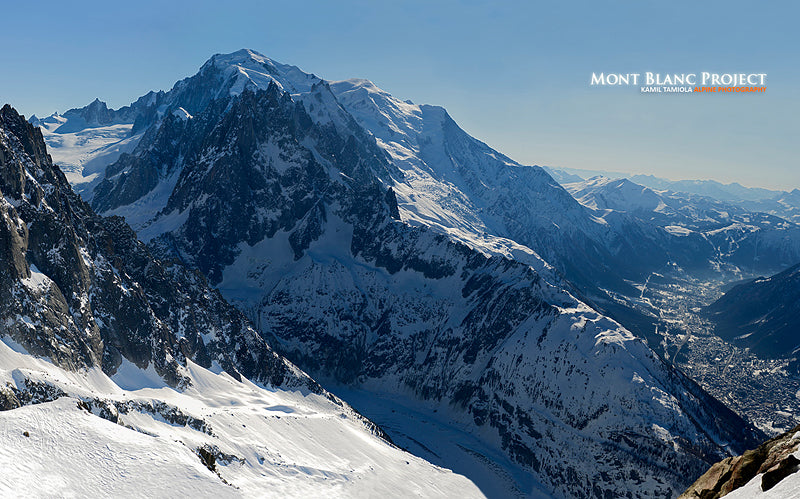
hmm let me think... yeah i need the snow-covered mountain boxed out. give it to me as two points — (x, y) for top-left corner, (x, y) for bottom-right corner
(547, 166), (800, 225)
(42, 49), (771, 498)
(564, 176), (800, 277)
(567, 176), (670, 214)
(327, 78), (676, 295)
(39, 52), (678, 298)
(545, 167), (782, 204)
(33, 49), (323, 200)
(326, 79), (800, 313)
(0, 103), (482, 497)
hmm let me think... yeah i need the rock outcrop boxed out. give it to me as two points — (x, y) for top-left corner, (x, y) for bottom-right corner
(680, 423), (800, 498)
(0, 103), (315, 391)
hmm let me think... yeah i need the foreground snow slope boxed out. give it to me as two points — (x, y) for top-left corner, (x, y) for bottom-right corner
(725, 464), (800, 499)
(0, 338), (482, 498)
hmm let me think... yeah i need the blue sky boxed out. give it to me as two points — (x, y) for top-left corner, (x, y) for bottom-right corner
(3, 0), (798, 189)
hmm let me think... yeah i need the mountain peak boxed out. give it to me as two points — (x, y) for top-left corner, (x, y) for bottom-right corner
(0, 104), (51, 171)
(85, 98), (110, 113)
(1, 102), (20, 118)
(205, 48), (274, 69)
(338, 77), (379, 89)
(59, 97), (114, 129)
(197, 48), (320, 97)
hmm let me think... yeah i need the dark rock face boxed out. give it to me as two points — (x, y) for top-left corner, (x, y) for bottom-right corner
(68, 98), (115, 126)
(705, 262), (800, 358)
(0, 103), (315, 390)
(159, 86), (393, 280)
(92, 107), (204, 213)
(0, 385), (21, 410)
(680, 423), (800, 498)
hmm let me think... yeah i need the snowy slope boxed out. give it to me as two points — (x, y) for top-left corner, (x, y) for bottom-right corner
(0, 338), (482, 498)
(327, 78), (666, 292)
(725, 470), (800, 499)
(33, 113), (142, 197)
(725, 463), (800, 499)
(331, 386), (550, 498)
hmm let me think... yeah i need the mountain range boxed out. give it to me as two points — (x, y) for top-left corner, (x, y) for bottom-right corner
(3, 49), (782, 498)
(546, 166), (800, 225)
(564, 176), (800, 278)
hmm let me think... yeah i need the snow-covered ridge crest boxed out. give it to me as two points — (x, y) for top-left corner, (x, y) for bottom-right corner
(198, 48), (322, 97)
(566, 175), (670, 213)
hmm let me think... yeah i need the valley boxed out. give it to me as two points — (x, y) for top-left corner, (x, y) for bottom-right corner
(615, 270), (800, 435)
